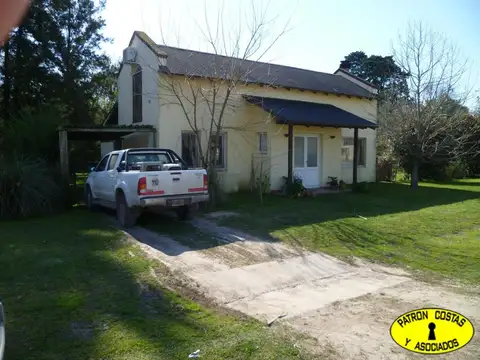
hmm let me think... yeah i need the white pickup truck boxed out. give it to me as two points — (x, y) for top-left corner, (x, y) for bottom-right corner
(84, 148), (209, 228)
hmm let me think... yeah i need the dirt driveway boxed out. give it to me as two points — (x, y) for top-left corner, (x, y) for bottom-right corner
(124, 215), (480, 360)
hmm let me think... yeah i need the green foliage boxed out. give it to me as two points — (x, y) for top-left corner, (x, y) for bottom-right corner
(444, 162), (468, 181)
(327, 176), (339, 188)
(0, 156), (61, 220)
(0, 107), (63, 162)
(255, 172), (270, 194)
(340, 51), (409, 100)
(283, 175), (306, 198)
(1, 0), (115, 125)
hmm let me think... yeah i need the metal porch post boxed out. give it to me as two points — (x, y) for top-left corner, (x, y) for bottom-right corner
(287, 123), (293, 185)
(352, 127), (359, 187)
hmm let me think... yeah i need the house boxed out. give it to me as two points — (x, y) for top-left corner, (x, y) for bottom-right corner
(101, 31), (378, 193)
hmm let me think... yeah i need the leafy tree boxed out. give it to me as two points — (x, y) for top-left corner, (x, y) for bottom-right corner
(90, 59), (120, 124)
(340, 51), (409, 100)
(1, 0), (113, 125)
(44, 0), (112, 124)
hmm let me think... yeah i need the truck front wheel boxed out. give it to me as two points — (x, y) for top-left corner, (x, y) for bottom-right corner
(116, 193), (137, 228)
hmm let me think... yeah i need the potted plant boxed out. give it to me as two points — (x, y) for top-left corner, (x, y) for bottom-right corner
(327, 176), (339, 190)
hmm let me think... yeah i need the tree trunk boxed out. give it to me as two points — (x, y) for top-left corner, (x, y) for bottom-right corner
(410, 159), (419, 188)
(207, 159), (220, 210)
(3, 38), (11, 121)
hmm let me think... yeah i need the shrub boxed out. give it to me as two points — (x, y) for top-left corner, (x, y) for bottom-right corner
(444, 162), (468, 180)
(327, 176), (339, 188)
(0, 156), (61, 220)
(282, 175), (306, 198)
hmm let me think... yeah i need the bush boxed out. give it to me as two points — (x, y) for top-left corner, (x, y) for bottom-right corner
(282, 175), (307, 198)
(0, 156), (62, 220)
(444, 162), (468, 180)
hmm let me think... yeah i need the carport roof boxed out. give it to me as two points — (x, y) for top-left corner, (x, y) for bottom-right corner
(58, 125), (156, 142)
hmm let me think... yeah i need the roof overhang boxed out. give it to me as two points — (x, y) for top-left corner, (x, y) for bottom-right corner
(58, 125), (156, 142)
(243, 95), (377, 129)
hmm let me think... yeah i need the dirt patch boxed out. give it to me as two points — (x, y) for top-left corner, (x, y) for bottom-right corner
(286, 280), (480, 360)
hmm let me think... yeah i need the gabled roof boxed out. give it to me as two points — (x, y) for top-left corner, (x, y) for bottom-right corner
(334, 68), (377, 90)
(131, 31), (375, 99)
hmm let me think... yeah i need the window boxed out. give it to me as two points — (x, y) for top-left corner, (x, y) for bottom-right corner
(126, 152), (172, 170)
(132, 65), (142, 123)
(210, 133), (226, 169)
(341, 137), (366, 166)
(95, 155), (110, 172)
(107, 154), (119, 171)
(258, 132), (268, 153)
(181, 132), (200, 167)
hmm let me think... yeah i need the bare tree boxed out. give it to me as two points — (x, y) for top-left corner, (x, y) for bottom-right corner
(153, 0), (292, 206)
(380, 21), (479, 188)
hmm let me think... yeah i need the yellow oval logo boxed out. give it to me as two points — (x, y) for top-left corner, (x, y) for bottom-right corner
(390, 308), (475, 354)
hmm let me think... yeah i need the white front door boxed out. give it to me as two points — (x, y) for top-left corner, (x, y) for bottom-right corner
(294, 135), (320, 188)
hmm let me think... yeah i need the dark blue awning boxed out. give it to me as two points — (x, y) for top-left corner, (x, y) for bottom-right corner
(244, 95), (377, 129)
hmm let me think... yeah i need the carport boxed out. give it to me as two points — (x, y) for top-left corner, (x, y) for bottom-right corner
(58, 124), (156, 181)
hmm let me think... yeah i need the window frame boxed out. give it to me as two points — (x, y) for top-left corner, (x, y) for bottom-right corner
(132, 65), (142, 123)
(257, 132), (268, 154)
(341, 137), (367, 167)
(181, 131), (201, 167)
(210, 133), (227, 170)
(95, 155), (110, 172)
(107, 154), (119, 171)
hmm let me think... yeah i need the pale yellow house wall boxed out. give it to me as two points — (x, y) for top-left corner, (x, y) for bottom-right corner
(157, 78), (377, 192)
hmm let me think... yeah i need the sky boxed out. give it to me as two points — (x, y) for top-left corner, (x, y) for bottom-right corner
(102, 0), (480, 108)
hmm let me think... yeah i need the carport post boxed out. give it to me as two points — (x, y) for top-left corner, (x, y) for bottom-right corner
(59, 129), (69, 183)
(147, 129), (157, 147)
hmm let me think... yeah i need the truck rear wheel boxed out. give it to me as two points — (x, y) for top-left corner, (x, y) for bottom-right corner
(85, 186), (98, 212)
(116, 193), (137, 228)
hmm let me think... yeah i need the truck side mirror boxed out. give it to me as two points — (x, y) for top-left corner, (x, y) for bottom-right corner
(117, 161), (126, 172)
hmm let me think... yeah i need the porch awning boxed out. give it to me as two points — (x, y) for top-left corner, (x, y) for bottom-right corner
(243, 95), (377, 129)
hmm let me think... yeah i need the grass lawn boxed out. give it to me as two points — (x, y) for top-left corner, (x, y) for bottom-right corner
(219, 179), (480, 283)
(0, 210), (310, 360)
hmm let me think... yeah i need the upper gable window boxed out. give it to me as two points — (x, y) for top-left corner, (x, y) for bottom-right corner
(132, 65), (142, 123)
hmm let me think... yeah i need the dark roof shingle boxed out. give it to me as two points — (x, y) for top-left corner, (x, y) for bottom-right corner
(154, 44), (375, 99)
